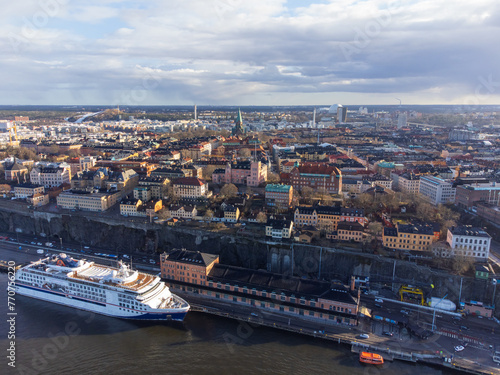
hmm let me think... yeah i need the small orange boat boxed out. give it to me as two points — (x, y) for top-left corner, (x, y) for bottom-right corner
(359, 352), (384, 365)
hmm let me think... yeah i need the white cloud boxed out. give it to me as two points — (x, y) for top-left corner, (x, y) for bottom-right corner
(0, 0), (499, 105)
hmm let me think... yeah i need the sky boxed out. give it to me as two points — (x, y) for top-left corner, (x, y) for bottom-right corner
(1, 0), (500, 106)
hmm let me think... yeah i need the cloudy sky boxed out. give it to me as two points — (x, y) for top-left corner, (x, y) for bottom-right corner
(2, 0), (500, 106)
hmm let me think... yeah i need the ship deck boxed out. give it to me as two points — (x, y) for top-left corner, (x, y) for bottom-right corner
(69, 264), (156, 291)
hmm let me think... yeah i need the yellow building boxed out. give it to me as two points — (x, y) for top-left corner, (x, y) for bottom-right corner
(382, 223), (434, 251)
(57, 190), (122, 212)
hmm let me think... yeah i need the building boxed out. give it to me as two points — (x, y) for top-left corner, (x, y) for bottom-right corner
(169, 205), (198, 219)
(223, 204), (240, 222)
(133, 186), (152, 202)
(446, 226), (491, 260)
(265, 184), (293, 208)
(337, 105), (347, 123)
(172, 177), (210, 199)
(30, 165), (71, 188)
(56, 189), (122, 212)
(161, 249), (219, 285)
(288, 163), (342, 194)
(137, 176), (169, 199)
(120, 198), (143, 217)
(395, 173), (420, 195)
(419, 176), (455, 205)
(476, 203), (500, 225)
(382, 223), (434, 251)
(27, 193), (49, 207)
(455, 183), (500, 209)
(105, 169), (139, 193)
(334, 221), (365, 242)
(212, 161), (267, 187)
(161, 249), (359, 326)
(294, 206), (366, 230)
(397, 112), (407, 129)
(4, 160), (28, 182)
(14, 183), (44, 199)
(265, 219), (294, 239)
(232, 109), (246, 136)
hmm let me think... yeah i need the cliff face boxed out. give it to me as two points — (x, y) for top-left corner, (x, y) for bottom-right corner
(0, 209), (498, 314)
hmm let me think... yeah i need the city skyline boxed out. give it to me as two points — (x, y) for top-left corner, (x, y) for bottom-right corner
(2, 0), (500, 106)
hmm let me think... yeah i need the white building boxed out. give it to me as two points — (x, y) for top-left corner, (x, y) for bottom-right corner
(172, 177), (210, 199)
(265, 219), (294, 239)
(446, 226), (491, 260)
(419, 175), (455, 205)
(30, 165), (71, 188)
(395, 173), (420, 195)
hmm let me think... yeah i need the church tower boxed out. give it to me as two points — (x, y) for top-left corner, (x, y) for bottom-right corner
(232, 109), (245, 136)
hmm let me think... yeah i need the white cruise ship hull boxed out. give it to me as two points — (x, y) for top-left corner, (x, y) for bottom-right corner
(16, 283), (189, 321)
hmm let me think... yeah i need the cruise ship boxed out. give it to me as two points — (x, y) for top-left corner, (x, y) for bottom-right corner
(15, 253), (190, 321)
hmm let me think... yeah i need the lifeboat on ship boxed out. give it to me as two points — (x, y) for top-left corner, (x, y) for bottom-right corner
(359, 352), (384, 365)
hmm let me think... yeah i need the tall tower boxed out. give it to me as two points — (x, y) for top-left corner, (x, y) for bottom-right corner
(397, 112), (407, 129)
(337, 104), (347, 123)
(194, 104), (197, 120)
(232, 108), (245, 136)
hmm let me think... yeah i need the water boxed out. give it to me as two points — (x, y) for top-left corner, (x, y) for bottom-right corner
(0, 274), (452, 375)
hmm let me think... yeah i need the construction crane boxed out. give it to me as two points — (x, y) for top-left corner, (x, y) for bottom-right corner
(8, 123), (19, 147)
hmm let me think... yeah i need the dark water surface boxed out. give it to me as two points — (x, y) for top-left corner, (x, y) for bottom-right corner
(1, 274), (453, 375)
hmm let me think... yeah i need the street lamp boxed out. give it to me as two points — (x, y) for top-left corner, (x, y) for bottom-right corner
(493, 279), (497, 308)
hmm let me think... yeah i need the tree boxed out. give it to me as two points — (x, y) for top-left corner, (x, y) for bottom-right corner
(202, 165), (217, 181)
(256, 212), (267, 223)
(416, 202), (436, 221)
(266, 172), (280, 184)
(220, 183), (238, 198)
(238, 148), (251, 158)
(451, 255), (474, 275)
(300, 186), (314, 204)
(0, 184), (12, 193)
(203, 209), (214, 222)
(367, 222), (383, 238)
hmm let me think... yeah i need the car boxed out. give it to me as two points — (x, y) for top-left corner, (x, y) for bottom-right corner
(359, 334), (369, 339)
(123, 255), (130, 259)
(37, 249), (44, 254)
(149, 259), (155, 264)
(454, 345), (465, 352)
(460, 326), (469, 331)
(382, 331), (394, 337)
(37, 242), (42, 246)
(30, 242), (36, 245)
(374, 303), (382, 308)
(375, 298), (383, 303)
(400, 310), (409, 315)
(250, 312), (259, 317)
(84, 246), (90, 249)
(478, 315), (483, 319)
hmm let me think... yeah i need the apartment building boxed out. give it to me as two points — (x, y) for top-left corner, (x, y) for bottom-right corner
(288, 163), (342, 194)
(265, 219), (294, 239)
(172, 177), (210, 198)
(212, 161), (267, 187)
(57, 189), (122, 211)
(265, 184), (293, 208)
(382, 223), (434, 251)
(14, 183), (44, 199)
(419, 176), (455, 205)
(30, 165), (70, 188)
(455, 183), (500, 209)
(446, 226), (491, 260)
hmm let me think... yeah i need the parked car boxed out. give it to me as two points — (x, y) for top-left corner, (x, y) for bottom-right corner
(36, 249), (44, 254)
(359, 334), (369, 339)
(149, 259), (155, 264)
(382, 331), (394, 337)
(375, 298), (383, 303)
(374, 303), (382, 308)
(454, 345), (465, 352)
(400, 310), (409, 315)
(460, 326), (469, 331)
(123, 255), (130, 259)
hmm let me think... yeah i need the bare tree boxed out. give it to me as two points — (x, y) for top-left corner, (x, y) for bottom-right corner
(220, 183), (238, 198)
(256, 212), (267, 223)
(266, 172), (280, 184)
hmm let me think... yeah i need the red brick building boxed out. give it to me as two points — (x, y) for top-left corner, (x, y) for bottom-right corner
(287, 163), (342, 194)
